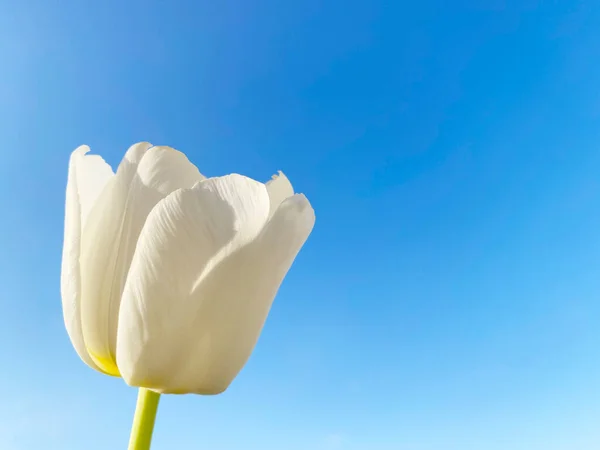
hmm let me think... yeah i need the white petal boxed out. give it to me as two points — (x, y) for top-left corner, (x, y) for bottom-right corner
(61, 146), (114, 372)
(117, 187), (314, 395)
(79, 144), (205, 375)
(117, 174), (275, 393)
(266, 171), (294, 216)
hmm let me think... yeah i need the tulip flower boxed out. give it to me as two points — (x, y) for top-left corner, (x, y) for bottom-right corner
(61, 142), (315, 449)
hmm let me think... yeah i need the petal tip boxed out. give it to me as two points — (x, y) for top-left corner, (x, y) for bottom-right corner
(124, 142), (154, 163)
(289, 193), (313, 211)
(281, 193), (316, 227)
(267, 170), (291, 186)
(72, 145), (91, 156)
(134, 140), (153, 147)
(269, 170), (285, 180)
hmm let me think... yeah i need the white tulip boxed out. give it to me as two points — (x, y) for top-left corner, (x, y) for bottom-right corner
(61, 142), (315, 394)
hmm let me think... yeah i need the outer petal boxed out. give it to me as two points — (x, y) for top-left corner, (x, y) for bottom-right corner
(266, 171), (293, 216)
(117, 174), (273, 392)
(61, 146), (113, 372)
(79, 144), (205, 375)
(117, 187), (314, 395)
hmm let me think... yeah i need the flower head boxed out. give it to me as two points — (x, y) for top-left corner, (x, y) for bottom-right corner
(61, 142), (315, 394)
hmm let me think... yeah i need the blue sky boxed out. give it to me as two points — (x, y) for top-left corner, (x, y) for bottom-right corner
(2, 0), (600, 449)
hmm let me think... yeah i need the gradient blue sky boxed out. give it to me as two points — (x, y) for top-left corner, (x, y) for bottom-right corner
(2, 1), (600, 449)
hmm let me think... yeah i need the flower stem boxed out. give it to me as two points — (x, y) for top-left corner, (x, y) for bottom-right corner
(128, 388), (161, 450)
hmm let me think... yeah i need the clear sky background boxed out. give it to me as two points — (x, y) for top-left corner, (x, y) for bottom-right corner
(2, 1), (600, 449)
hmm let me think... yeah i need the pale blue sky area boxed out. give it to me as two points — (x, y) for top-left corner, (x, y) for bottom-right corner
(2, 1), (600, 449)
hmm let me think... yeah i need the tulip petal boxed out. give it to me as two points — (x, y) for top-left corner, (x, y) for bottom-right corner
(61, 146), (114, 372)
(266, 171), (293, 216)
(117, 185), (314, 395)
(79, 143), (205, 375)
(116, 174), (272, 392)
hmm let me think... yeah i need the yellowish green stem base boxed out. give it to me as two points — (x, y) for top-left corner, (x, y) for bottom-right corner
(128, 388), (161, 450)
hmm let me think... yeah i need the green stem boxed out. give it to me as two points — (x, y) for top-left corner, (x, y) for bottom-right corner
(128, 388), (161, 450)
